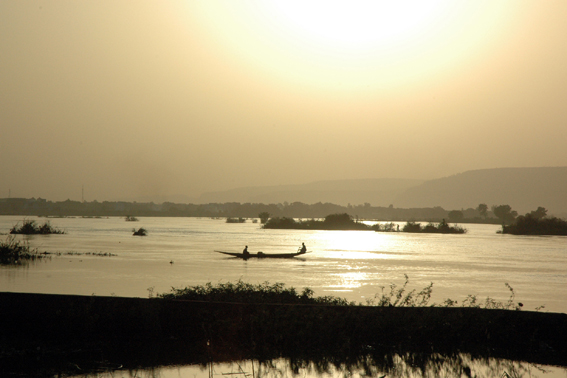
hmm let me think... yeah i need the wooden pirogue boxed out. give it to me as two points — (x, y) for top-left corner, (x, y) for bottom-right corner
(215, 250), (307, 259)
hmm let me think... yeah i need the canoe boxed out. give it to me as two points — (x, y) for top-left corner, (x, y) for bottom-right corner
(215, 250), (307, 259)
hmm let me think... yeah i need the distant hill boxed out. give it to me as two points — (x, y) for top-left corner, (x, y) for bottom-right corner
(197, 178), (425, 206)
(394, 167), (567, 216)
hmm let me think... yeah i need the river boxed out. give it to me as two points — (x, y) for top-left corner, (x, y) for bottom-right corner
(1, 215), (566, 377)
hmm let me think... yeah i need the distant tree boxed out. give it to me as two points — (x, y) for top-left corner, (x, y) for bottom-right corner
(492, 205), (518, 225)
(258, 212), (270, 224)
(528, 207), (547, 220)
(324, 213), (353, 225)
(448, 210), (464, 222)
(477, 203), (488, 219)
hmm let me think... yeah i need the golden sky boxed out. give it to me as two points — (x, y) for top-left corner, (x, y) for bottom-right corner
(1, 1), (566, 202)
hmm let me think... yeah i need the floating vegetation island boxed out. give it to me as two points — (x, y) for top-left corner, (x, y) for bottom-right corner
(132, 227), (148, 236)
(226, 217), (246, 223)
(264, 213), (467, 234)
(399, 219), (467, 234)
(9, 219), (65, 235)
(501, 212), (567, 235)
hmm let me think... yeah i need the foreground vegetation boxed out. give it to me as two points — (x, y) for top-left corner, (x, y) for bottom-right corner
(9, 219), (65, 235)
(2, 279), (565, 377)
(158, 280), (353, 305)
(158, 277), (523, 310)
(0, 236), (48, 264)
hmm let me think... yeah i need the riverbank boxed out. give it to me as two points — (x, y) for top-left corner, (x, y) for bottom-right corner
(1, 292), (566, 376)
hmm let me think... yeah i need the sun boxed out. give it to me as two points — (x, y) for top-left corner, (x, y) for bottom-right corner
(188, 1), (523, 92)
(267, 0), (454, 51)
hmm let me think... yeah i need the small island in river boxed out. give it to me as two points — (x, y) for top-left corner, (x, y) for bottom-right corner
(263, 213), (467, 234)
(500, 207), (567, 235)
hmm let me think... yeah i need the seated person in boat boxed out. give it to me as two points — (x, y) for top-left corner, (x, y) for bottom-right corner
(243, 245), (250, 256)
(300, 243), (307, 253)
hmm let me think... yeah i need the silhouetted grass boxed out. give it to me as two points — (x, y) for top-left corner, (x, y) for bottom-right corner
(158, 277), (526, 310)
(9, 219), (65, 235)
(366, 274), (525, 310)
(0, 235), (48, 265)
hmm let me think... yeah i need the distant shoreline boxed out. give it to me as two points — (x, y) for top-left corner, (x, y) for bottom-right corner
(0, 197), (506, 224)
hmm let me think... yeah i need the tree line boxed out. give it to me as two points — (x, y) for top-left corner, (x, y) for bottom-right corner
(0, 197), (556, 224)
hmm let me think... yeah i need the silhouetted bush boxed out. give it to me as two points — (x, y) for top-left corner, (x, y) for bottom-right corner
(132, 227), (148, 236)
(264, 213), (369, 230)
(402, 220), (466, 234)
(226, 217), (246, 223)
(501, 214), (567, 235)
(9, 219), (65, 235)
(371, 222), (397, 232)
(158, 280), (352, 306)
(0, 236), (48, 265)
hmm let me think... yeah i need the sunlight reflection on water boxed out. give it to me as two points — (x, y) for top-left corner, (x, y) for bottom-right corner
(1, 216), (566, 313)
(68, 355), (567, 378)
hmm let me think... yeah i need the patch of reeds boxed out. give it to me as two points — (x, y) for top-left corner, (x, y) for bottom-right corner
(44, 251), (117, 257)
(133, 227), (147, 236)
(125, 215), (139, 221)
(9, 219), (66, 235)
(0, 235), (48, 264)
(366, 274), (525, 310)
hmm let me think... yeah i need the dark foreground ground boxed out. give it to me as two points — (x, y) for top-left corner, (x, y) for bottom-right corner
(1, 292), (566, 376)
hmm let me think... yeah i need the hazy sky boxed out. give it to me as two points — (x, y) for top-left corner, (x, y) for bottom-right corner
(2, 1), (566, 202)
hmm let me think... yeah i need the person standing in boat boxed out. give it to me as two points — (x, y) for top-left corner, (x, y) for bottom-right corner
(243, 245), (250, 257)
(300, 243), (307, 254)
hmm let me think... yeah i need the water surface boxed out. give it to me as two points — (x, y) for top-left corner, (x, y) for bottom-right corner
(1, 215), (565, 313)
